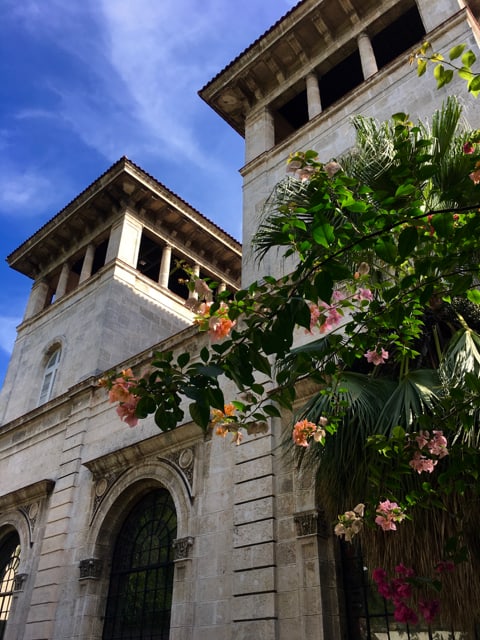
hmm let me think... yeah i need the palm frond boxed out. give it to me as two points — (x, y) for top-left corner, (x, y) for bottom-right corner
(377, 369), (441, 431)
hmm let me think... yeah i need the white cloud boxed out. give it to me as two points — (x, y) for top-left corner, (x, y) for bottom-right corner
(0, 317), (19, 356)
(0, 166), (56, 214)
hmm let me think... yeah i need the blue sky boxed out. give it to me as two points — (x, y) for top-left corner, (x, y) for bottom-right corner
(0, 0), (298, 385)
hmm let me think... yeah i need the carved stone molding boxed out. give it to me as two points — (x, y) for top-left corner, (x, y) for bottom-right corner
(294, 509), (329, 539)
(164, 447), (195, 485)
(79, 558), (103, 580)
(13, 573), (27, 592)
(91, 470), (124, 522)
(0, 479), (54, 513)
(172, 536), (194, 561)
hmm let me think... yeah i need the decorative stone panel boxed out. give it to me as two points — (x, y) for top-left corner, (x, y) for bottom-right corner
(294, 509), (329, 539)
(172, 536), (194, 561)
(13, 573), (27, 592)
(79, 557), (103, 580)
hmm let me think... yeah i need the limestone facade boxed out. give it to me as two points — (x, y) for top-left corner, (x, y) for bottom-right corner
(1, 1), (479, 639)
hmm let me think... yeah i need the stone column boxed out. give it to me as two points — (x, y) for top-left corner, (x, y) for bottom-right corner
(189, 264), (200, 300)
(158, 244), (172, 288)
(55, 262), (70, 299)
(23, 279), (50, 320)
(306, 72), (322, 119)
(357, 32), (378, 80)
(245, 107), (275, 164)
(105, 211), (143, 268)
(79, 243), (95, 284)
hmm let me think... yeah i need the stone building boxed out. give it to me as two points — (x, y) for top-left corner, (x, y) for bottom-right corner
(0, 1), (479, 639)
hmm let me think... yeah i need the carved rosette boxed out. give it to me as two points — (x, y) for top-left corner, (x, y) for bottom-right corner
(294, 509), (329, 539)
(79, 558), (103, 580)
(165, 447), (195, 486)
(172, 536), (194, 561)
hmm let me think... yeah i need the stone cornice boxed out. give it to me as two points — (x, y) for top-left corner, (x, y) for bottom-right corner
(0, 479), (55, 511)
(83, 422), (202, 480)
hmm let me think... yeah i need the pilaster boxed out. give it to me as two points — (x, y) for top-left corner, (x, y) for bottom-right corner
(105, 210), (143, 268)
(245, 107), (275, 164)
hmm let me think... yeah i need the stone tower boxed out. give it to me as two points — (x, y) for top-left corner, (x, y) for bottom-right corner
(0, 157), (240, 425)
(0, 1), (479, 639)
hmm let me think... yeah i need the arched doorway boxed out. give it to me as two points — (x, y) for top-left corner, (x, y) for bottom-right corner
(102, 489), (177, 640)
(0, 532), (20, 640)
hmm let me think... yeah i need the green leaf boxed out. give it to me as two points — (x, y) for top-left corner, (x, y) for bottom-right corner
(189, 402), (211, 430)
(467, 289), (480, 305)
(314, 271), (333, 303)
(462, 50), (477, 68)
(251, 383), (265, 395)
(324, 261), (353, 281)
(431, 213), (453, 237)
(395, 183), (417, 197)
(458, 66), (474, 80)
(417, 58), (427, 77)
(433, 63), (444, 78)
(449, 44), (466, 60)
(248, 348), (272, 377)
(375, 236), (397, 264)
(345, 200), (367, 213)
(206, 386), (225, 410)
(312, 219), (335, 248)
(136, 395), (157, 418)
(263, 404), (281, 418)
(177, 352), (190, 368)
(468, 74), (480, 92)
(200, 347), (209, 363)
(398, 226), (418, 260)
(290, 297), (311, 330)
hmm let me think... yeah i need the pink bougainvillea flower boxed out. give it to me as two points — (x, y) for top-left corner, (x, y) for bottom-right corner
(354, 288), (374, 302)
(334, 503), (365, 542)
(409, 451), (436, 474)
(364, 348), (389, 365)
(307, 303), (321, 333)
(394, 602), (418, 625)
(116, 396), (140, 428)
(428, 430), (449, 458)
(331, 289), (345, 303)
(418, 599), (440, 623)
(470, 165), (480, 184)
(391, 577), (412, 602)
(194, 278), (213, 300)
(394, 564), (415, 578)
(435, 560), (455, 574)
(319, 305), (342, 333)
(375, 500), (406, 531)
(463, 141), (475, 154)
(324, 161), (342, 178)
(372, 568), (388, 583)
(415, 430), (430, 449)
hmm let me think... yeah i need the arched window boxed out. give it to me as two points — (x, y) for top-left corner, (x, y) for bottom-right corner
(0, 532), (20, 640)
(102, 489), (177, 640)
(38, 347), (61, 405)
